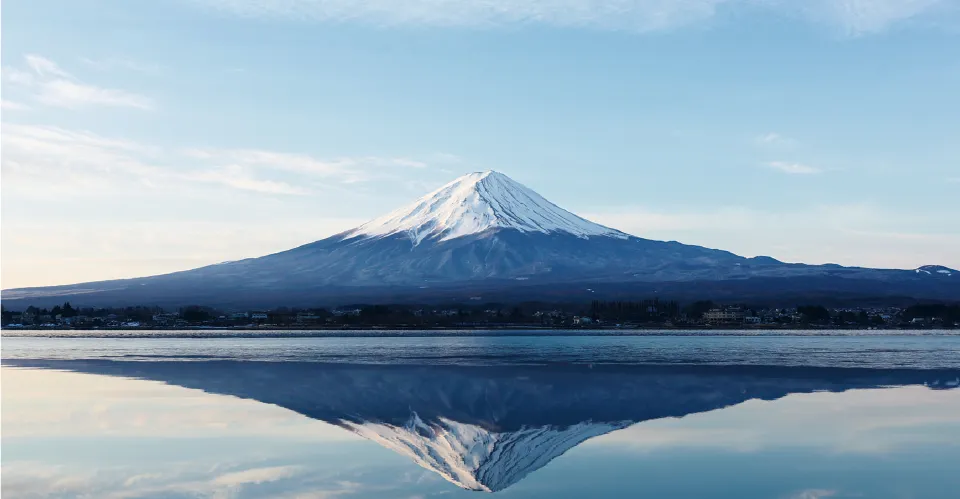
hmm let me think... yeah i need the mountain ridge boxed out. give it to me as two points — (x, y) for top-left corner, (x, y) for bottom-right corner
(343, 415), (629, 492)
(342, 170), (628, 245)
(2, 170), (956, 308)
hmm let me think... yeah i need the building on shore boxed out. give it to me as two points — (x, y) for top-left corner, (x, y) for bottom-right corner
(704, 307), (745, 325)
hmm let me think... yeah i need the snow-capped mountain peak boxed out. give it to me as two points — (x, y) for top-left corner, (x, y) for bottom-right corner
(344, 170), (627, 245)
(341, 413), (630, 492)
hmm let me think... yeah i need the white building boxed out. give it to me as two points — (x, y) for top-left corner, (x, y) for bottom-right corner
(704, 308), (745, 324)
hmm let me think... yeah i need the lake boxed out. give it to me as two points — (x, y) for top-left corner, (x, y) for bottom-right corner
(3, 331), (959, 498)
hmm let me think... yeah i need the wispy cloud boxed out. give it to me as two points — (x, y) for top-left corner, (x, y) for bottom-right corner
(211, 466), (302, 486)
(1, 458), (380, 499)
(3, 55), (154, 110)
(185, 148), (429, 184)
(192, 0), (955, 34)
(1, 123), (444, 198)
(0, 124), (307, 196)
(3, 66), (38, 85)
(24, 54), (73, 79)
(1, 124), (160, 190)
(79, 57), (164, 74)
(786, 489), (837, 499)
(1, 99), (30, 110)
(765, 161), (821, 174)
(195, 0), (727, 31)
(754, 132), (797, 148)
(792, 0), (951, 35)
(0, 463), (97, 498)
(185, 165), (311, 195)
(35, 79), (155, 109)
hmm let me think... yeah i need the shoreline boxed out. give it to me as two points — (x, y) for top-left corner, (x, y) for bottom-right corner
(2, 323), (954, 332)
(3, 327), (957, 339)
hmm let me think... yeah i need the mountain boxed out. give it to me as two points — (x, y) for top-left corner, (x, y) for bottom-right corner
(343, 416), (628, 492)
(6, 360), (957, 491)
(345, 170), (628, 244)
(2, 170), (957, 308)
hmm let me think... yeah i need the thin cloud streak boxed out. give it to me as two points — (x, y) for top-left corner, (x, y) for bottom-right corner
(754, 132), (797, 148)
(1, 123), (446, 197)
(36, 79), (154, 110)
(787, 490), (837, 499)
(1, 99), (30, 110)
(210, 466), (303, 486)
(79, 57), (164, 74)
(4, 55), (154, 110)
(794, 0), (951, 35)
(24, 54), (74, 79)
(196, 0), (729, 31)
(184, 148), (429, 184)
(193, 0), (955, 34)
(184, 166), (311, 195)
(765, 161), (821, 174)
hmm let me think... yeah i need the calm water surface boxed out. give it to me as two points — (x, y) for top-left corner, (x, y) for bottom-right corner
(3, 332), (959, 498)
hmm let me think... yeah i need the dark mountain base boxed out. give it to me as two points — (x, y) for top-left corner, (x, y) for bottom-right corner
(3, 274), (959, 310)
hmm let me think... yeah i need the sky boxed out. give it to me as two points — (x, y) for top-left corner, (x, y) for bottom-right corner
(2, 0), (959, 289)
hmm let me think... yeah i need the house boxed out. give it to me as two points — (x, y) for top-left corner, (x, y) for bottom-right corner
(152, 312), (180, 325)
(535, 310), (563, 319)
(250, 312), (269, 320)
(331, 309), (361, 317)
(296, 312), (322, 324)
(704, 308), (745, 325)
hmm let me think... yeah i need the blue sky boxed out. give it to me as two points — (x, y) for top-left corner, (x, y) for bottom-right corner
(2, 0), (959, 288)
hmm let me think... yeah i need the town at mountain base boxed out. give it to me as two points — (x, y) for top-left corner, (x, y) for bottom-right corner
(2, 171), (957, 308)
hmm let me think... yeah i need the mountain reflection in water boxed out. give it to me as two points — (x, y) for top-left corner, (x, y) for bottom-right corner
(7, 360), (957, 492)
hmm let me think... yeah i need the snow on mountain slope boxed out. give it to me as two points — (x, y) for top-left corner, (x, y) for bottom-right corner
(916, 265), (956, 276)
(344, 170), (628, 245)
(342, 413), (630, 492)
